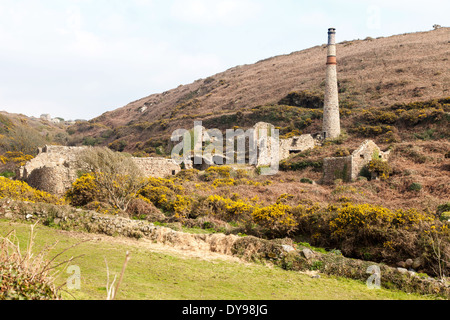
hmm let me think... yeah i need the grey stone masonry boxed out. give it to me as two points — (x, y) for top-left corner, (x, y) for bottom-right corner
(322, 28), (341, 140)
(322, 140), (390, 184)
(16, 145), (181, 195)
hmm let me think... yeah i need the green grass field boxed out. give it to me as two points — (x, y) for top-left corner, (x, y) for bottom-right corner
(0, 220), (437, 300)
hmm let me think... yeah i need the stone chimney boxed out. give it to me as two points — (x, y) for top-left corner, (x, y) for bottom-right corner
(322, 28), (341, 139)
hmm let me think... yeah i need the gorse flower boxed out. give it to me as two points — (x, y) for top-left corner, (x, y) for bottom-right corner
(0, 177), (63, 205)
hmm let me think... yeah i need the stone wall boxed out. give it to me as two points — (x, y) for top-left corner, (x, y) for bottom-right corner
(17, 145), (181, 195)
(279, 135), (316, 161)
(133, 157), (181, 178)
(322, 155), (352, 184)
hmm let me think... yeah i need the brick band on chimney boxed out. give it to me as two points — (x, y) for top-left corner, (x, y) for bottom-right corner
(326, 56), (337, 65)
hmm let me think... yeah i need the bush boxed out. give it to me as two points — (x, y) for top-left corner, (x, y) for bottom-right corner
(0, 151), (34, 167)
(252, 203), (298, 238)
(280, 160), (323, 172)
(205, 195), (254, 222)
(278, 90), (324, 109)
(202, 166), (232, 181)
(367, 158), (391, 180)
(437, 203), (450, 220)
(409, 182), (423, 192)
(349, 125), (394, 137)
(65, 173), (100, 207)
(108, 140), (128, 152)
(76, 147), (147, 211)
(175, 169), (199, 181)
(334, 147), (350, 157)
(0, 177), (63, 205)
(293, 202), (450, 276)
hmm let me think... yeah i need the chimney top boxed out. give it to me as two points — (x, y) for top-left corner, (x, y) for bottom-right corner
(328, 28), (336, 33)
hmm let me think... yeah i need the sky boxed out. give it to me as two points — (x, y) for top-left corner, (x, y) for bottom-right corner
(0, 0), (448, 121)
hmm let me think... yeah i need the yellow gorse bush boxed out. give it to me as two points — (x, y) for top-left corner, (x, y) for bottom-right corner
(205, 166), (232, 178)
(329, 204), (437, 237)
(206, 195), (254, 221)
(251, 203), (298, 236)
(0, 151), (34, 167)
(137, 177), (193, 220)
(65, 173), (99, 207)
(0, 177), (63, 205)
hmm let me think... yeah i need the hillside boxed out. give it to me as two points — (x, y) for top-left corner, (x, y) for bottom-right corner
(67, 27), (450, 153)
(0, 111), (70, 154)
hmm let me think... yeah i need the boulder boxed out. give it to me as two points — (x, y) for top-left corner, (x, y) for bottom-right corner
(301, 248), (315, 260)
(281, 245), (296, 253)
(397, 267), (408, 274)
(397, 261), (406, 268)
(412, 257), (423, 270)
(405, 259), (414, 268)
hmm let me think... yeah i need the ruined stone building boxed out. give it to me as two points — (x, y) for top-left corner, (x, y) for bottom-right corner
(17, 145), (181, 195)
(322, 140), (390, 184)
(252, 122), (317, 167)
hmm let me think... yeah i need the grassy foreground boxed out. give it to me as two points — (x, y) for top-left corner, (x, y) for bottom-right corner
(0, 220), (436, 300)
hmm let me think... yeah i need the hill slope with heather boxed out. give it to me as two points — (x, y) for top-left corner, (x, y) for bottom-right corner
(67, 27), (449, 154)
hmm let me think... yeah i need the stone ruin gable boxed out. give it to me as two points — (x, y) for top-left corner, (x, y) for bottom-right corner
(17, 145), (182, 195)
(349, 140), (390, 181)
(322, 140), (390, 184)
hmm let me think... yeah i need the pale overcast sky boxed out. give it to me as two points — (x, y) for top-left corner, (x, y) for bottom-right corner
(0, 0), (448, 120)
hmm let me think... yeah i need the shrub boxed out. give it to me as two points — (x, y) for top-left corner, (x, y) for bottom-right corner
(437, 203), (450, 220)
(278, 90), (324, 109)
(175, 169), (199, 181)
(65, 173), (100, 207)
(0, 170), (15, 178)
(0, 125), (46, 156)
(138, 177), (194, 221)
(205, 195), (254, 222)
(367, 158), (391, 180)
(201, 166), (233, 181)
(279, 160), (323, 172)
(82, 136), (99, 146)
(0, 151), (34, 167)
(108, 140), (128, 152)
(409, 182), (423, 192)
(77, 147), (147, 211)
(334, 147), (350, 157)
(0, 177), (63, 205)
(252, 203), (298, 237)
(349, 125), (394, 137)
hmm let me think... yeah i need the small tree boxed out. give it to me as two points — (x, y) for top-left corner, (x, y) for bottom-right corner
(78, 147), (146, 212)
